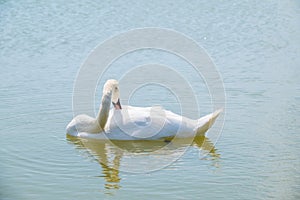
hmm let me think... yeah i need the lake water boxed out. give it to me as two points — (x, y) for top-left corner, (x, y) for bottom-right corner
(1, 0), (299, 199)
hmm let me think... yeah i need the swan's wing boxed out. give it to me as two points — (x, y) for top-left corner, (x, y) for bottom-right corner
(106, 106), (153, 138)
(106, 106), (191, 139)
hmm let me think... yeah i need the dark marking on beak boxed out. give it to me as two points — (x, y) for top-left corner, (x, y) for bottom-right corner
(112, 99), (122, 110)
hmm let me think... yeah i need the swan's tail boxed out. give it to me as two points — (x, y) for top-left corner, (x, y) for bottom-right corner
(195, 108), (223, 136)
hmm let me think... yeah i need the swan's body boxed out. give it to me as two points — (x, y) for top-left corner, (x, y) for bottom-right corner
(66, 79), (222, 140)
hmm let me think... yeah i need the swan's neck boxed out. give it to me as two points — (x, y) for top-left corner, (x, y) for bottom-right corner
(97, 91), (112, 130)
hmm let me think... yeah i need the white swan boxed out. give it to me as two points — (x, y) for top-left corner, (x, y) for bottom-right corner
(66, 79), (222, 140)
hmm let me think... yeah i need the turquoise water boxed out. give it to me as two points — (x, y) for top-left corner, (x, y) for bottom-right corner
(1, 0), (300, 199)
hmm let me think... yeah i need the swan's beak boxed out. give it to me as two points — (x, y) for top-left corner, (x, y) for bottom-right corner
(112, 99), (122, 110)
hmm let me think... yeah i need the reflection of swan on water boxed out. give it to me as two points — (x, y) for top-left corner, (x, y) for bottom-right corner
(67, 136), (123, 189)
(67, 135), (220, 190)
(193, 136), (220, 165)
(66, 79), (222, 140)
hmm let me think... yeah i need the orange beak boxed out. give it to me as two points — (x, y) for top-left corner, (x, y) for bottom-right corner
(112, 99), (122, 110)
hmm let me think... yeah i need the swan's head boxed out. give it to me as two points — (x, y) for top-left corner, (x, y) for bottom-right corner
(103, 79), (122, 110)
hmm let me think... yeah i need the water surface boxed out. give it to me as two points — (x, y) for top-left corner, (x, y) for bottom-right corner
(1, 0), (299, 199)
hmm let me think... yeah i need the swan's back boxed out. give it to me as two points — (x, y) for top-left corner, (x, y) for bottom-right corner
(105, 106), (197, 140)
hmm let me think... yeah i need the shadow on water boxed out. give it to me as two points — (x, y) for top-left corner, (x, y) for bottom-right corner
(67, 135), (220, 190)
